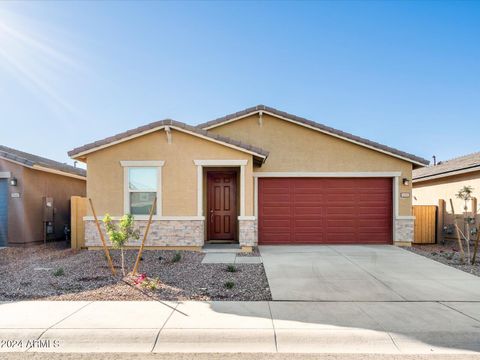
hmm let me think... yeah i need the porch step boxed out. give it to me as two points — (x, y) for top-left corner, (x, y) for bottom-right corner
(202, 244), (242, 253)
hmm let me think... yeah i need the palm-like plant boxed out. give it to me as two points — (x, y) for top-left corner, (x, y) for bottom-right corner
(456, 185), (474, 211)
(103, 214), (140, 276)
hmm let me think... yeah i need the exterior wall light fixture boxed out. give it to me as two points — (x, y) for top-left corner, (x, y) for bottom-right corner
(402, 178), (410, 186)
(10, 177), (17, 186)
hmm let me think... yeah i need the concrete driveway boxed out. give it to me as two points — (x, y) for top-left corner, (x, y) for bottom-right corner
(259, 245), (480, 301)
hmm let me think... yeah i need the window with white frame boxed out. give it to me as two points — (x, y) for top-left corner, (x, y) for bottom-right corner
(128, 167), (157, 215)
(120, 161), (163, 216)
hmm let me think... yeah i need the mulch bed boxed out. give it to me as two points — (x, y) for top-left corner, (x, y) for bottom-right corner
(406, 240), (480, 277)
(0, 242), (271, 301)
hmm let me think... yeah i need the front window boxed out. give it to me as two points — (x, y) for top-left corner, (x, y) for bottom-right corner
(128, 167), (157, 215)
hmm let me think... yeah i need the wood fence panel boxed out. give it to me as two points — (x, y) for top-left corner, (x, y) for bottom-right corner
(71, 196), (87, 249)
(413, 205), (437, 244)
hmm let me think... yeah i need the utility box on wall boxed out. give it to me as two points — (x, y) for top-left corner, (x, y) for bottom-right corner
(42, 197), (54, 222)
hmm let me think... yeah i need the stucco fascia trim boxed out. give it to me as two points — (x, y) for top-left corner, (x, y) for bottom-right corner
(120, 160), (165, 167)
(203, 110), (426, 167)
(83, 216), (205, 221)
(0, 156), (86, 180)
(0, 172), (11, 178)
(70, 125), (267, 160)
(253, 172), (402, 178)
(32, 165), (86, 180)
(194, 160), (248, 166)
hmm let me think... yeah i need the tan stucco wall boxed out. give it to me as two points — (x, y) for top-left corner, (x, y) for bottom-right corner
(413, 171), (480, 213)
(208, 114), (414, 216)
(0, 158), (86, 245)
(85, 129), (253, 216)
(23, 168), (86, 243)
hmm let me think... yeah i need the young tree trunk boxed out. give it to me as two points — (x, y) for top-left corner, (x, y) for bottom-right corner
(120, 248), (126, 276)
(450, 199), (466, 263)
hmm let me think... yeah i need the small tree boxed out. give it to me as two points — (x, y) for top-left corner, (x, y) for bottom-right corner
(103, 214), (140, 276)
(456, 186), (474, 212)
(455, 186), (475, 262)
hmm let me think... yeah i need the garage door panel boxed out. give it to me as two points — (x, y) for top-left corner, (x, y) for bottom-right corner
(258, 177), (392, 245)
(262, 206), (291, 215)
(294, 207), (324, 215)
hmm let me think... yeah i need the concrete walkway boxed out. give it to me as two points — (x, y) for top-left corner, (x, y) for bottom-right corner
(1, 300), (480, 354)
(260, 245), (480, 301)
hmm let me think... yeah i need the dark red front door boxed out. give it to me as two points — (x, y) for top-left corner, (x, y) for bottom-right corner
(207, 172), (237, 241)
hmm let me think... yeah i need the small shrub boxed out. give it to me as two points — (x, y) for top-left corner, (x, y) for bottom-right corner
(226, 265), (237, 273)
(224, 281), (235, 289)
(53, 268), (65, 277)
(172, 252), (181, 263)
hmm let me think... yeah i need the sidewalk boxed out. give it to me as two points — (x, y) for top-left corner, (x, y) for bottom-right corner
(0, 300), (480, 354)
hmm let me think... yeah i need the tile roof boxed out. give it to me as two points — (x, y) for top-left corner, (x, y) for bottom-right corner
(413, 151), (480, 181)
(68, 119), (269, 159)
(0, 145), (86, 178)
(197, 105), (430, 167)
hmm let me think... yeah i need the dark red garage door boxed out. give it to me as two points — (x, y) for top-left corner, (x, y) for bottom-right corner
(258, 178), (392, 245)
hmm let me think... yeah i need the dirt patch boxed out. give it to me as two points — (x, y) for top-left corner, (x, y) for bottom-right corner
(0, 243), (271, 301)
(406, 240), (480, 277)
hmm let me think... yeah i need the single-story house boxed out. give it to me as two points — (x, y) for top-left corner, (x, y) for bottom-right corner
(0, 145), (86, 247)
(413, 151), (480, 213)
(68, 105), (429, 250)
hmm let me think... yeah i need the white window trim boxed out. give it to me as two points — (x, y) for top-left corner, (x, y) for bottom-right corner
(194, 159), (248, 217)
(83, 215), (204, 221)
(0, 172), (11, 178)
(120, 161), (164, 217)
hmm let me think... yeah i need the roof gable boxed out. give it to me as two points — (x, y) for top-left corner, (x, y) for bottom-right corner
(413, 151), (480, 182)
(68, 119), (269, 162)
(197, 105), (429, 167)
(0, 145), (86, 179)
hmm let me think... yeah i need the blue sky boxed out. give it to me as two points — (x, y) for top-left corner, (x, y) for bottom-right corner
(0, 1), (479, 167)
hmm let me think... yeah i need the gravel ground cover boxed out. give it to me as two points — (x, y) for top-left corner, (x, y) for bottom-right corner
(406, 240), (480, 277)
(0, 242), (271, 301)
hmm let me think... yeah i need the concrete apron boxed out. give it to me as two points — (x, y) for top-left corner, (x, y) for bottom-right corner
(1, 301), (480, 354)
(259, 245), (480, 301)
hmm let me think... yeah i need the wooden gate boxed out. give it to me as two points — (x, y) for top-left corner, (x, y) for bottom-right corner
(413, 205), (437, 244)
(71, 196), (87, 249)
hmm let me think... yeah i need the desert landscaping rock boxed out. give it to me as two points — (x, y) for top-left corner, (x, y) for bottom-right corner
(0, 243), (271, 301)
(407, 241), (480, 278)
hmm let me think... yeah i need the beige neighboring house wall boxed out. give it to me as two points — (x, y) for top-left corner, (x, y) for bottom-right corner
(413, 170), (480, 212)
(207, 113), (414, 217)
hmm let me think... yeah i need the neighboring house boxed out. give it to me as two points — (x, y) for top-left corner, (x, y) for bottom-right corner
(413, 151), (480, 213)
(0, 146), (86, 247)
(68, 105), (428, 250)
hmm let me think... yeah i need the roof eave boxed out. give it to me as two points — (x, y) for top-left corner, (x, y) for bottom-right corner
(68, 123), (269, 161)
(413, 165), (480, 183)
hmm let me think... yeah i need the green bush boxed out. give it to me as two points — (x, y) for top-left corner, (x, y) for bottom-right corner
(172, 252), (181, 263)
(53, 268), (65, 277)
(224, 281), (235, 289)
(226, 265), (237, 273)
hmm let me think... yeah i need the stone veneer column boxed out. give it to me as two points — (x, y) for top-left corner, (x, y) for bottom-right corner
(394, 218), (414, 246)
(84, 220), (205, 247)
(238, 219), (257, 247)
